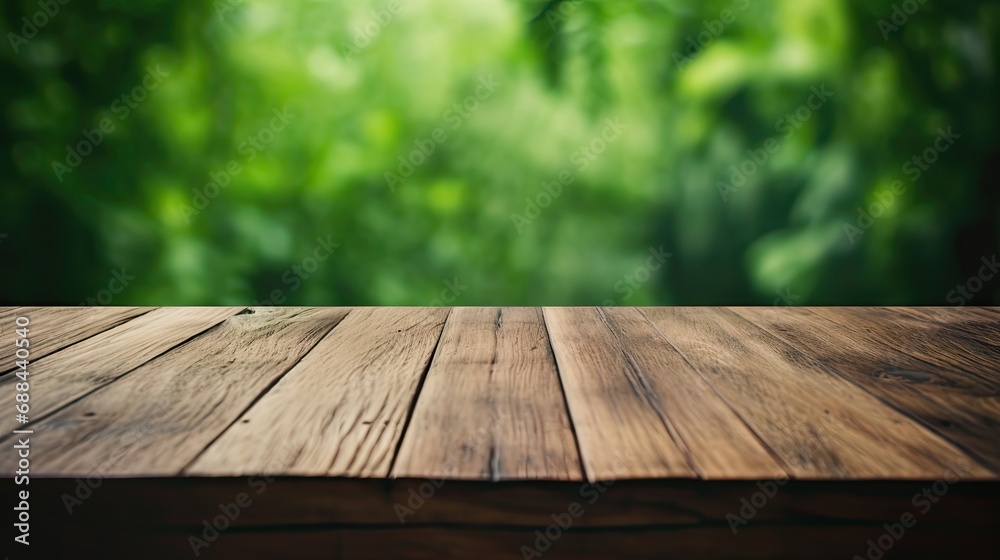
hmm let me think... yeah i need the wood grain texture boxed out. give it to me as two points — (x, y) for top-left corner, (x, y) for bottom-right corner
(733, 306), (1000, 473)
(809, 307), (1000, 388)
(26, 477), (999, 529)
(393, 307), (582, 481)
(6, 306), (1000, 559)
(892, 307), (1000, 372)
(641, 307), (989, 478)
(0, 306), (23, 323)
(544, 307), (696, 481)
(0, 307), (240, 430)
(188, 307), (449, 477)
(596, 307), (786, 479)
(0, 306), (150, 373)
(10, 307), (352, 476)
(3, 306), (998, 485)
(30, 475), (999, 560)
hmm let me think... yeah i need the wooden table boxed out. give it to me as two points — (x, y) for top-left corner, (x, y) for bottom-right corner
(2, 307), (999, 559)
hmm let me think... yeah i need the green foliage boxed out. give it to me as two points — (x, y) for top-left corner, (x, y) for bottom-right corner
(1, 0), (998, 305)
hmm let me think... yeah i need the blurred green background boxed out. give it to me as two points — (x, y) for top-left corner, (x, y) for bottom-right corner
(1, 0), (998, 306)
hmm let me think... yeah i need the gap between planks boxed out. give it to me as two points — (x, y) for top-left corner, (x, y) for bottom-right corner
(0, 307), (153, 374)
(392, 307), (584, 481)
(638, 307), (991, 479)
(732, 306), (1000, 474)
(188, 308), (450, 477)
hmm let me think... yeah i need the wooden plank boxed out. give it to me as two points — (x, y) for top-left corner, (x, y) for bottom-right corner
(893, 307), (1000, 357)
(393, 307), (583, 481)
(0, 307), (151, 373)
(809, 307), (1000, 388)
(30, 484), (1000, 560)
(733, 307), (1000, 473)
(640, 308), (989, 478)
(597, 307), (786, 479)
(0, 307), (241, 426)
(0, 307), (23, 327)
(187, 307), (449, 477)
(24, 477), (1000, 530)
(543, 307), (696, 480)
(11, 307), (352, 476)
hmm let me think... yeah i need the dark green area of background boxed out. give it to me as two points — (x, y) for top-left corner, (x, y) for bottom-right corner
(1, 0), (998, 306)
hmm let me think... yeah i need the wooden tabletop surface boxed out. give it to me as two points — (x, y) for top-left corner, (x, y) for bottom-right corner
(3, 306), (998, 481)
